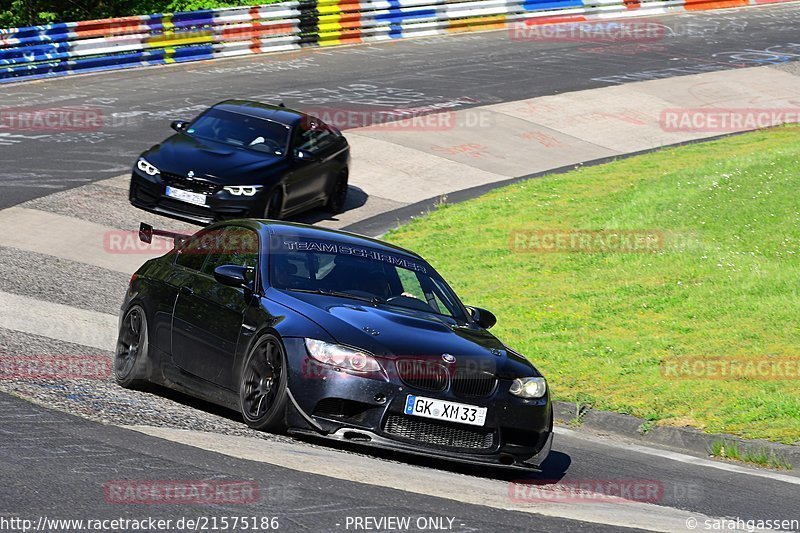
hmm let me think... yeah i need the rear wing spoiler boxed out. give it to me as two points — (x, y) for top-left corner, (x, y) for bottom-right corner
(139, 222), (188, 247)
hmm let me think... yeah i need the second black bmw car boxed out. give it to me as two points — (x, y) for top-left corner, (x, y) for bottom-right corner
(130, 100), (350, 225)
(116, 220), (553, 470)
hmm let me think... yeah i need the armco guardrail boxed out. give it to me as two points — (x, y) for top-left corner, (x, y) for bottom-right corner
(0, 0), (789, 84)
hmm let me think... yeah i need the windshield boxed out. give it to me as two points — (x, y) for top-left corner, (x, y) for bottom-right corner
(185, 108), (289, 156)
(270, 238), (468, 322)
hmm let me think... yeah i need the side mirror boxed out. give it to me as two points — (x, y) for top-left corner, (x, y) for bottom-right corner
(171, 120), (188, 132)
(293, 148), (317, 162)
(468, 306), (497, 329)
(214, 264), (249, 288)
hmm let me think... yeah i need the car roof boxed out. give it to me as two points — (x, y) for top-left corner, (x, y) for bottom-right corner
(211, 99), (308, 127)
(211, 219), (425, 261)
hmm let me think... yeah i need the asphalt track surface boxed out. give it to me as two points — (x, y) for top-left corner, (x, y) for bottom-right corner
(1, 393), (633, 533)
(2, 4), (800, 209)
(1, 4), (800, 532)
(2, 387), (799, 531)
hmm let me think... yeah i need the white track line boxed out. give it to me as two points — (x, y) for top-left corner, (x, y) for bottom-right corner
(0, 291), (117, 351)
(126, 426), (760, 532)
(0, 207), (156, 275)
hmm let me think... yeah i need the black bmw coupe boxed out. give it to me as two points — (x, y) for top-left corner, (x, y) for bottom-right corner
(129, 100), (350, 225)
(116, 220), (552, 470)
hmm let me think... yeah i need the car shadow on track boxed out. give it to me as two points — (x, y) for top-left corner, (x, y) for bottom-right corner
(293, 435), (572, 483)
(287, 185), (368, 225)
(136, 382), (570, 483)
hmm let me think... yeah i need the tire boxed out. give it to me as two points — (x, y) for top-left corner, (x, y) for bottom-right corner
(263, 188), (283, 220)
(239, 333), (289, 432)
(114, 305), (150, 389)
(325, 169), (348, 214)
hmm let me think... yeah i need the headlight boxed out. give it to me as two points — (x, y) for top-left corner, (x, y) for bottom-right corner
(304, 339), (382, 374)
(510, 377), (547, 398)
(136, 158), (160, 176)
(224, 185), (261, 197)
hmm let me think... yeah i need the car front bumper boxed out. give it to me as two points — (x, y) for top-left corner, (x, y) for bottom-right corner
(282, 338), (553, 470)
(129, 168), (265, 225)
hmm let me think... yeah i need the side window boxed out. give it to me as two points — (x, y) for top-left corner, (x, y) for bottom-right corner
(293, 121), (336, 154)
(313, 124), (336, 151)
(202, 227), (259, 276)
(397, 269), (459, 315)
(175, 231), (211, 271)
(397, 268), (426, 300)
(422, 276), (462, 317)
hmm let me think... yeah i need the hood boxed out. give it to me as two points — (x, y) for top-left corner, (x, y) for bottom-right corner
(142, 134), (286, 184)
(268, 290), (540, 378)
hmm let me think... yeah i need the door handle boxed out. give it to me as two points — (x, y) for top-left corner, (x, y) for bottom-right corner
(181, 286), (194, 296)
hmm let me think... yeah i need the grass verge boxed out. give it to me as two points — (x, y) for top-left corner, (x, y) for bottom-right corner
(385, 126), (800, 444)
(709, 440), (792, 469)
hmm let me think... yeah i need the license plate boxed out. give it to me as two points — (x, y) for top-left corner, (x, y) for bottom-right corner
(166, 186), (206, 206)
(403, 395), (487, 427)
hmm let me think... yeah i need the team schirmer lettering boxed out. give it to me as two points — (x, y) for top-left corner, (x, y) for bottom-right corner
(282, 240), (427, 273)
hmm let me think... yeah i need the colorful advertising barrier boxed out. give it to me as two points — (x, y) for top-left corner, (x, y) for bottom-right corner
(0, 0), (791, 83)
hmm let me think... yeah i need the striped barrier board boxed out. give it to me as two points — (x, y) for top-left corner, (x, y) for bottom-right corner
(0, 0), (793, 83)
